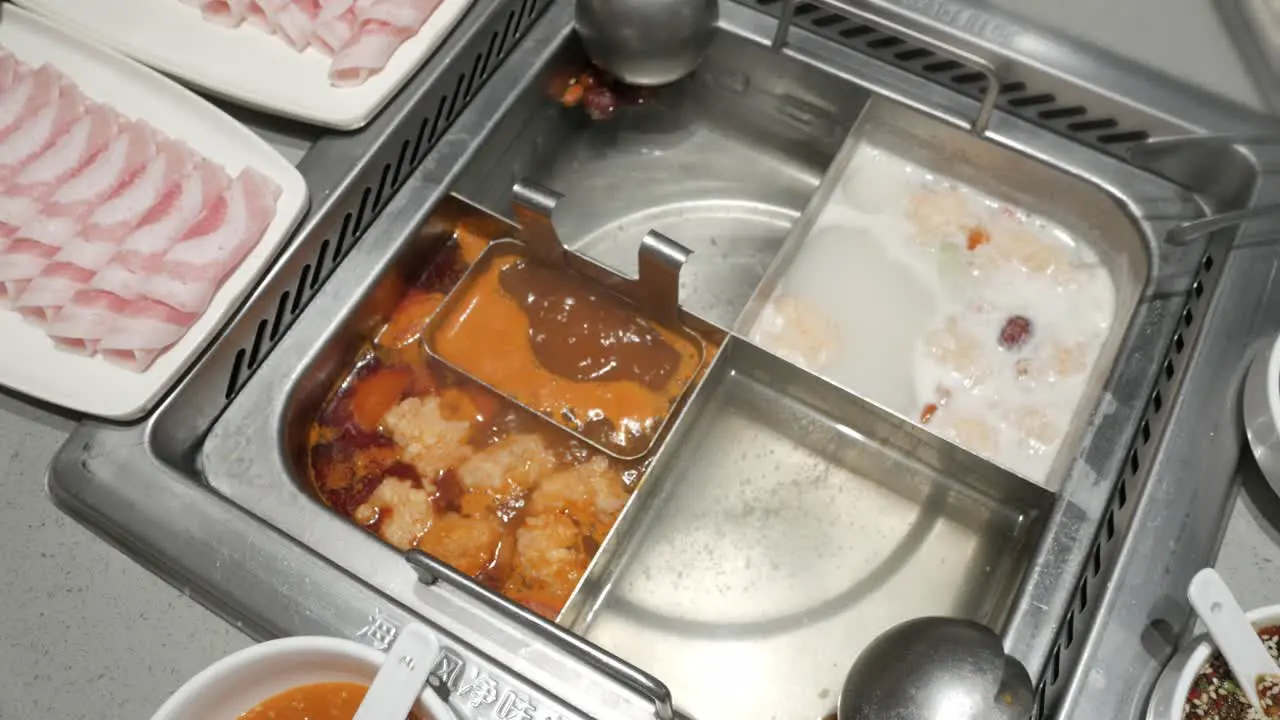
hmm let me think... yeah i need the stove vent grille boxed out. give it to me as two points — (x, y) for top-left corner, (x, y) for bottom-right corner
(734, 0), (1153, 155)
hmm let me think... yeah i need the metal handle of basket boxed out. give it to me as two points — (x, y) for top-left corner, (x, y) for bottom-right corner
(1165, 204), (1280, 246)
(405, 550), (677, 720)
(1128, 133), (1280, 246)
(770, 0), (1002, 136)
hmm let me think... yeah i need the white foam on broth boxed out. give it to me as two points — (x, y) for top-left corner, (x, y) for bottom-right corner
(749, 144), (1116, 485)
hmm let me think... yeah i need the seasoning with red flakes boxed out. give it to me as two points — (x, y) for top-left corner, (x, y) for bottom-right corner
(998, 315), (1033, 351)
(1184, 624), (1280, 719)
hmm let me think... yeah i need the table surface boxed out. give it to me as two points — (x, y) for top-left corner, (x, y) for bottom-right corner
(0, 2), (1274, 718)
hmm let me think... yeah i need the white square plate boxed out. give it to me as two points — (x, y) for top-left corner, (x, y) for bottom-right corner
(12, 0), (474, 130)
(0, 4), (309, 420)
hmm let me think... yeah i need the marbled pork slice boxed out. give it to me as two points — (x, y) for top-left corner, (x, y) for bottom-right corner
(141, 167), (281, 313)
(330, 0), (441, 86)
(14, 120), (160, 252)
(198, 0), (253, 26)
(0, 103), (119, 237)
(0, 79), (87, 194)
(16, 157), (227, 325)
(0, 64), (56, 145)
(42, 141), (197, 350)
(96, 298), (197, 372)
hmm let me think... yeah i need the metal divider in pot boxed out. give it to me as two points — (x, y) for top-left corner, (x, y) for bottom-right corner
(420, 179), (711, 461)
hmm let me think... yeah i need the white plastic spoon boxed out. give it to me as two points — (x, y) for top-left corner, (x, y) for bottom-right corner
(1188, 567), (1280, 712)
(353, 623), (458, 720)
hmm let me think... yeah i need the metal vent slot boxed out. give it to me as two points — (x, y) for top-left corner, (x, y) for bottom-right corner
(1030, 251), (1220, 719)
(221, 0), (546, 402)
(741, 0), (1152, 152)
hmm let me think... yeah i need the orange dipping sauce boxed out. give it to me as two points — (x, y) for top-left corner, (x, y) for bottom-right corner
(432, 250), (701, 456)
(238, 682), (425, 720)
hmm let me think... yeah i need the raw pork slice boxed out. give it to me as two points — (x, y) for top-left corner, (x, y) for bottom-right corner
(97, 298), (198, 372)
(143, 167), (281, 313)
(13, 153), (224, 325)
(253, 0), (298, 40)
(8, 121), (160, 315)
(0, 238), (57, 302)
(90, 168), (277, 372)
(313, 0), (357, 53)
(199, 0), (252, 26)
(330, 0), (441, 86)
(0, 50), (24, 94)
(359, 0), (441, 27)
(178, 0), (438, 85)
(110, 158), (232, 275)
(0, 104), (119, 236)
(0, 81), (87, 189)
(17, 138), (194, 306)
(77, 151), (222, 310)
(0, 64), (56, 145)
(15, 121), (160, 250)
(269, 0), (322, 51)
(244, 2), (276, 32)
(79, 139), (197, 250)
(312, 12), (356, 54)
(45, 289), (130, 355)
(40, 142), (197, 347)
(319, 0), (355, 17)
(13, 260), (106, 324)
(329, 21), (407, 86)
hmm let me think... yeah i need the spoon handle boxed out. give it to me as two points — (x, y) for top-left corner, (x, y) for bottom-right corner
(354, 623), (458, 720)
(1188, 568), (1277, 710)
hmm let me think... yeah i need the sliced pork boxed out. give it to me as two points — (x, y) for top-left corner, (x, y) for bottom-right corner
(142, 167), (281, 312)
(0, 77), (85, 189)
(175, 0), (445, 86)
(16, 152), (227, 324)
(0, 103), (119, 236)
(0, 50), (285, 370)
(199, 0), (253, 26)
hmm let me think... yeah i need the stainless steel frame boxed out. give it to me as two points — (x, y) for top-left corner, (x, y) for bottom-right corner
(1216, 0), (1280, 114)
(416, 184), (711, 462)
(41, 0), (1280, 718)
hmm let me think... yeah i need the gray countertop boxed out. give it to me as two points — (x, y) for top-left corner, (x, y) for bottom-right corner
(0, 3), (1273, 718)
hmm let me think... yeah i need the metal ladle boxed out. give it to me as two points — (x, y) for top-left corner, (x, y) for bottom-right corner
(574, 0), (719, 86)
(839, 617), (1035, 720)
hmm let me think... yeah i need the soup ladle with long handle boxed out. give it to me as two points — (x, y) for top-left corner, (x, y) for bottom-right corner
(837, 616), (1035, 720)
(1188, 567), (1280, 713)
(353, 623), (457, 720)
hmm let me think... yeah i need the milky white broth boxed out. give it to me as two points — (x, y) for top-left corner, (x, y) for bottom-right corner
(749, 144), (1116, 485)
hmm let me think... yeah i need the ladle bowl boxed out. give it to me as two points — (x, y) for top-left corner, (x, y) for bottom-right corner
(838, 616), (1035, 720)
(574, 0), (718, 87)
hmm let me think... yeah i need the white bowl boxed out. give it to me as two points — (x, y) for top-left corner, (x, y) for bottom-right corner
(150, 636), (437, 720)
(1244, 332), (1280, 492)
(1146, 603), (1280, 719)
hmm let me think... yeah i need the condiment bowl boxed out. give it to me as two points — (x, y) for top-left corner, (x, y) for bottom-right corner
(150, 636), (438, 720)
(1244, 331), (1280, 495)
(1146, 603), (1280, 720)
